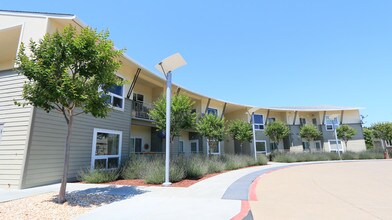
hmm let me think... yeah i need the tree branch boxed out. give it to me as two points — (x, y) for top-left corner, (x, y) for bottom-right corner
(61, 106), (70, 125)
(73, 111), (85, 117)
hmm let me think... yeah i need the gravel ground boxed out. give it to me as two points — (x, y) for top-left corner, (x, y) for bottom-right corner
(0, 191), (128, 220)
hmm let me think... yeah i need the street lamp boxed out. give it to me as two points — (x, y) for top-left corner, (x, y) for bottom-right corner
(155, 53), (187, 186)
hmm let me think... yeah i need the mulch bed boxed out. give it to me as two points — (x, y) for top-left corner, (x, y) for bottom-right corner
(106, 172), (226, 188)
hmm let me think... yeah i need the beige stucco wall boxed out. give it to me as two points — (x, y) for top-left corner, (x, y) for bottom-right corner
(130, 125), (151, 152)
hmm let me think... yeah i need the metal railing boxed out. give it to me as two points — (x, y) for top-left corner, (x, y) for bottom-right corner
(131, 101), (153, 120)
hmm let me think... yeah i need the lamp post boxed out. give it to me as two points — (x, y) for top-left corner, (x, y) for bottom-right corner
(155, 53), (187, 186)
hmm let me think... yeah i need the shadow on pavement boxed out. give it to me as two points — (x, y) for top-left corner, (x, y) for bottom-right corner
(50, 186), (148, 207)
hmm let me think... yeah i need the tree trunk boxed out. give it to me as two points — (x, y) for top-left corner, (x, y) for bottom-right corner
(240, 142), (243, 155)
(58, 113), (73, 203)
(206, 139), (210, 158)
(345, 141), (348, 152)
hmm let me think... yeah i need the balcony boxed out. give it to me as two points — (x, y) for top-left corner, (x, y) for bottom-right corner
(132, 101), (153, 120)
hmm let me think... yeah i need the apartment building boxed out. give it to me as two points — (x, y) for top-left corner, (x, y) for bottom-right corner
(0, 10), (366, 189)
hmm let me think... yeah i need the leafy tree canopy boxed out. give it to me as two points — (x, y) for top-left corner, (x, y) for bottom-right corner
(149, 94), (196, 141)
(265, 121), (290, 145)
(227, 120), (253, 144)
(336, 125), (356, 144)
(363, 127), (374, 149)
(300, 124), (321, 142)
(196, 113), (225, 144)
(16, 25), (124, 122)
(371, 122), (392, 141)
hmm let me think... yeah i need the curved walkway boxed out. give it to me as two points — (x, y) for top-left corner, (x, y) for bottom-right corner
(250, 160), (392, 220)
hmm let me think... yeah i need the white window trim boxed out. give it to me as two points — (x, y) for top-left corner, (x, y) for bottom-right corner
(131, 136), (144, 153)
(315, 140), (322, 150)
(210, 141), (221, 155)
(190, 139), (199, 153)
(325, 115), (339, 131)
(255, 140), (267, 153)
(99, 74), (125, 112)
(91, 128), (123, 169)
(253, 114), (264, 130)
(179, 140), (184, 153)
(302, 141), (310, 151)
(328, 139), (344, 152)
(206, 107), (219, 116)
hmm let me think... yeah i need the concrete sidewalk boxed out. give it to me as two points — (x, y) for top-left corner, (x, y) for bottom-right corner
(77, 163), (288, 220)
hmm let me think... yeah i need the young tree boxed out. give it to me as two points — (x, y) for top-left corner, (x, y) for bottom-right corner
(196, 113), (225, 157)
(336, 125), (357, 151)
(299, 124), (322, 152)
(371, 122), (392, 150)
(16, 26), (123, 203)
(149, 94), (196, 142)
(363, 127), (374, 149)
(264, 121), (290, 152)
(227, 120), (253, 154)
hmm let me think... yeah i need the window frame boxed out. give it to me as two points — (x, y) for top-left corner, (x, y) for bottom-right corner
(179, 140), (184, 153)
(252, 114), (264, 130)
(302, 141), (310, 151)
(91, 128), (122, 170)
(299, 118), (306, 126)
(100, 74), (125, 111)
(130, 136), (143, 153)
(210, 141), (221, 155)
(328, 139), (344, 152)
(325, 115), (339, 131)
(206, 107), (219, 116)
(255, 140), (267, 153)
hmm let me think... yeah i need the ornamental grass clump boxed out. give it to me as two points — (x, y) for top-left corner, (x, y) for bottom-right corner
(222, 155), (249, 170)
(185, 156), (209, 179)
(341, 151), (359, 160)
(272, 153), (297, 163)
(78, 169), (120, 183)
(256, 154), (269, 165)
(142, 159), (185, 184)
(121, 156), (149, 179)
(207, 157), (226, 174)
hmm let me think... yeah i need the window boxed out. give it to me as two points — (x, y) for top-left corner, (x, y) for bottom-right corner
(107, 79), (124, 110)
(256, 141), (267, 153)
(300, 118), (306, 126)
(325, 116), (338, 131)
(315, 141), (322, 151)
(92, 129), (122, 169)
(133, 93), (144, 111)
(179, 140), (184, 153)
(329, 140), (343, 152)
(267, 118), (276, 124)
(252, 114), (264, 130)
(210, 141), (221, 154)
(302, 141), (310, 151)
(131, 137), (143, 153)
(190, 140), (199, 153)
(206, 107), (218, 116)
(270, 142), (278, 151)
(312, 118), (317, 126)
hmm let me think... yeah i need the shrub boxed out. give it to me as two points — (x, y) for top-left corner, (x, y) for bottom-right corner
(207, 157), (226, 174)
(222, 155), (249, 170)
(327, 152), (341, 160)
(272, 153), (297, 163)
(341, 151), (359, 160)
(358, 150), (384, 159)
(142, 159), (185, 184)
(121, 156), (149, 179)
(185, 156), (209, 179)
(78, 169), (119, 183)
(256, 154), (268, 165)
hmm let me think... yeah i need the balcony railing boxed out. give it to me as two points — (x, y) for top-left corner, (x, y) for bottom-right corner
(132, 101), (153, 120)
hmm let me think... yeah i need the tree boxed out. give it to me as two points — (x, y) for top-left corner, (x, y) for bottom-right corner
(149, 94), (196, 142)
(16, 26), (123, 203)
(363, 127), (374, 149)
(196, 113), (225, 156)
(336, 125), (356, 151)
(299, 124), (322, 152)
(371, 122), (392, 150)
(227, 120), (253, 154)
(264, 121), (290, 152)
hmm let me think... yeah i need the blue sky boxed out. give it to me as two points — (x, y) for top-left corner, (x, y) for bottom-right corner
(3, 0), (391, 125)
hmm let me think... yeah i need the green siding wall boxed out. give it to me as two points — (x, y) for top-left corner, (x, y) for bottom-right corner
(21, 99), (132, 188)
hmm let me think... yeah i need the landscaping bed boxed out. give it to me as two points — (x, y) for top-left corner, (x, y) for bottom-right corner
(79, 154), (269, 185)
(271, 149), (386, 163)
